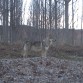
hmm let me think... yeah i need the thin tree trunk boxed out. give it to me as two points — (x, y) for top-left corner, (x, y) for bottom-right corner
(81, 0), (83, 44)
(43, 8), (44, 29)
(45, 0), (46, 38)
(65, 1), (69, 29)
(49, 0), (51, 30)
(3, 0), (8, 42)
(72, 0), (74, 45)
(10, 0), (13, 42)
(54, 0), (57, 41)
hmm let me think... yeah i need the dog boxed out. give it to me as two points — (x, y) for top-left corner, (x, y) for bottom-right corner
(23, 38), (56, 58)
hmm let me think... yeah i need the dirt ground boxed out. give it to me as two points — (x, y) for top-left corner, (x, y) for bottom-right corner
(0, 57), (83, 83)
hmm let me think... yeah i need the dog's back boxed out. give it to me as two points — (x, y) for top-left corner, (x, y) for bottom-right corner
(23, 38), (55, 58)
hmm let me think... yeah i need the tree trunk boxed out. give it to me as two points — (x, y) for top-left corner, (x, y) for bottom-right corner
(54, 0), (57, 41)
(49, 0), (51, 30)
(3, 0), (8, 42)
(45, 0), (47, 38)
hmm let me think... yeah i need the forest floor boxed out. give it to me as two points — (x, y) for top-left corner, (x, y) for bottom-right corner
(0, 57), (83, 83)
(0, 43), (83, 83)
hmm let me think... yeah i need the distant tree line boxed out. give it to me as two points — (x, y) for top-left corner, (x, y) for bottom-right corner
(28, 0), (71, 44)
(0, 0), (23, 42)
(28, 0), (65, 29)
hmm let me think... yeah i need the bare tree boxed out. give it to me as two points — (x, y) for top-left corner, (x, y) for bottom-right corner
(3, 0), (9, 42)
(81, 0), (83, 44)
(10, 0), (23, 42)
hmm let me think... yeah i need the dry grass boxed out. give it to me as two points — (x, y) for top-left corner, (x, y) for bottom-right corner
(47, 45), (83, 61)
(0, 42), (83, 61)
(0, 42), (23, 58)
(0, 42), (42, 58)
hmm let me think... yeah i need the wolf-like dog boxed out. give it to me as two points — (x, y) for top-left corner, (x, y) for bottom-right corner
(23, 38), (55, 58)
